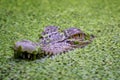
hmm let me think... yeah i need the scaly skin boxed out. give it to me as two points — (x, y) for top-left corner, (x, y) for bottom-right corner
(41, 26), (59, 36)
(40, 32), (65, 47)
(40, 26), (66, 47)
(13, 26), (94, 59)
(39, 26), (94, 55)
(41, 42), (73, 55)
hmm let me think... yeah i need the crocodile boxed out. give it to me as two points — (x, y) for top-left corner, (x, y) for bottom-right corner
(13, 26), (94, 60)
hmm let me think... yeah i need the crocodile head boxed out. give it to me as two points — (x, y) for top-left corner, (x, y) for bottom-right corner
(13, 26), (94, 59)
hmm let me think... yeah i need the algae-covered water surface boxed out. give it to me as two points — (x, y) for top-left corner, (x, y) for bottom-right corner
(0, 0), (120, 80)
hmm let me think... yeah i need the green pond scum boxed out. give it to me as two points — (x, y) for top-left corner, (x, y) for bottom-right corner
(0, 0), (120, 80)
